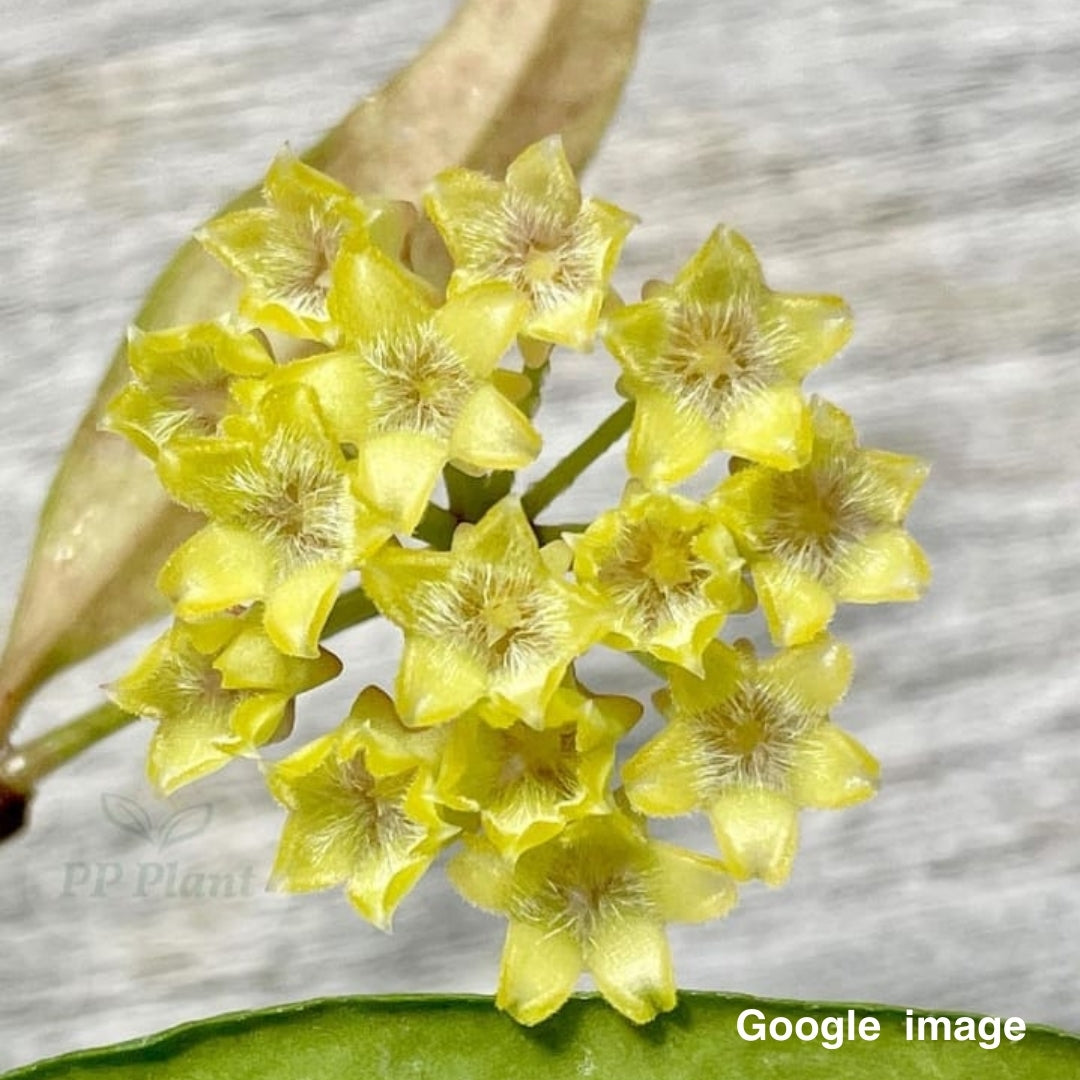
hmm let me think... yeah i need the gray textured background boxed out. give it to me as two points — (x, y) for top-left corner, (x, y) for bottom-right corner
(1, 0), (1078, 1070)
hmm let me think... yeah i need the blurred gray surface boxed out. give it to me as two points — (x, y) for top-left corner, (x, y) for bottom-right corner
(1, 0), (1078, 1069)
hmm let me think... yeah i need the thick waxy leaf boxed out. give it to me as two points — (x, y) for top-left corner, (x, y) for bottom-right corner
(0, 0), (649, 739)
(3, 994), (1076, 1079)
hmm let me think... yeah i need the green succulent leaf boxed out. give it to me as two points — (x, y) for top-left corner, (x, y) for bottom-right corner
(0, 0), (649, 739)
(3, 994), (1076, 1079)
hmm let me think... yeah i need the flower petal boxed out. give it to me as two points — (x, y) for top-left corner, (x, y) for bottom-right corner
(497, 921), (582, 1027)
(434, 284), (528, 377)
(364, 552), (452, 635)
(789, 722), (880, 809)
(644, 611), (726, 677)
(423, 168), (505, 264)
(585, 915), (676, 1025)
(485, 813), (569, 863)
(158, 524), (273, 618)
(663, 639), (744, 716)
(650, 841), (739, 923)
(446, 839), (516, 913)
(264, 561), (343, 658)
(707, 787), (799, 886)
(214, 626), (341, 693)
(396, 636), (488, 726)
(342, 686), (444, 774)
(328, 245), (434, 344)
(156, 439), (252, 520)
(583, 198), (639, 280)
(490, 645), (574, 729)
(622, 723), (703, 816)
(709, 465), (778, 553)
(260, 351), (373, 444)
(759, 292), (854, 379)
(719, 383), (812, 470)
(148, 715), (238, 796)
(602, 298), (669, 383)
(752, 557), (837, 646)
(266, 731), (336, 797)
(345, 844), (435, 932)
(860, 449), (931, 521)
(760, 637), (853, 711)
(270, 795), (363, 893)
(808, 395), (858, 446)
(505, 135), (582, 221)
(627, 390), (716, 486)
(354, 432), (445, 535)
(452, 496), (540, 566)
(449, 384), (541, 471)
(230, 692), (291, 748)
(674, 226), (764, 308)
(831, 529), (931, 603)
(526, 287), (603, 351)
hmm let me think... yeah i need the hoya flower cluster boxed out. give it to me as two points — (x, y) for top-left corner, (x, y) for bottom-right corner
(103, 137), (929, 1026)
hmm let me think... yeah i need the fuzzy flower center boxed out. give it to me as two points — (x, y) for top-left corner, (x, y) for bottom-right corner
(336, 758), (419, 849)
(519, 833), (656, 942)
(654, 298), (782, 421)
(491, 725), (579, 805)
(174, 376), (231, 435)
(365, 324), (476, 439)
(598, 517), (710, 631)
(523, 245), (562, 286)
(164, 647), (242, 722)
(271, 208), (348, 316)
(765, 456), (878, 577)
(491, 193), (595, 313)
(421, 562), (563, 675)
(693, 681), (814, 793)
(231, 430), (350, 564)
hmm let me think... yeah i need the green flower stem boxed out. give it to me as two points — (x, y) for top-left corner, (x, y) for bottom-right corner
(442, 361), (550, 526)
(521, 400), (634, 520)
(534, 522), (589, 545)
(322, 586), (378, 639)
(443, 465), (513, 525)
(414, 502), (458, 549)
(0, 701), (138, 795)
(516, 356), (550, 420)
(628, 649), (668, 679)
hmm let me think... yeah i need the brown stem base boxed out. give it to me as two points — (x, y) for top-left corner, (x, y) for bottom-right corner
(0, 778), (28, 841)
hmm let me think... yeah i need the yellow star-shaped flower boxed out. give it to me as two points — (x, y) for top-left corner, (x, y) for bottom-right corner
(197, 151), (409, 343)
(435, 673), (640, 860)
(603, 226), (854, 485)
(362, 497), (606, 727)
(712, 397), (931, 645)
(569, 484), (747, 674)
(424, 136), (637, 353)
(108, 613), (341, 794)
(102, 321), (274, 460)
(449, 809), (737, 1026)
(156, 383), (393, 657)
(623, 637), (876, 886)
(267, 686), (455, 930)
(244, 244), (539, 534)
